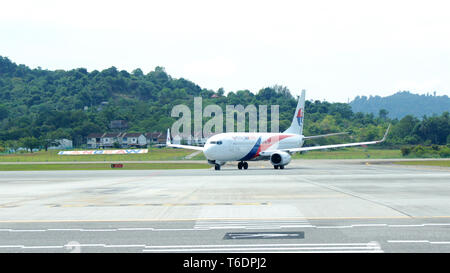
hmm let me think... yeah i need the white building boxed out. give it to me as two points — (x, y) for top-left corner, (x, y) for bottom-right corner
(49, 139), (73, 150)
(87, 133), (104, 149)
(122, 133), (147, 147)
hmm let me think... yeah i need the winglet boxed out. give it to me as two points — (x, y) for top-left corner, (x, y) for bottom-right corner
(380, 124), (391, 142)
(166, 128), (171, 145)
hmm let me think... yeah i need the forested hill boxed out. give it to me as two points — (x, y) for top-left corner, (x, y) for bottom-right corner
(350, 91), (450, 119)
(0, 56), (449, 149)
(0, 55), (298, 145)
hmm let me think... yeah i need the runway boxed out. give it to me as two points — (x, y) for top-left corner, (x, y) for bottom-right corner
(0, 159), (449, 253)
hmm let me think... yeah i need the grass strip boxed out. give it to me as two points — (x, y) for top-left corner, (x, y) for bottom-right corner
(0, 148), (194, 162)
(0, 163), (211, 171)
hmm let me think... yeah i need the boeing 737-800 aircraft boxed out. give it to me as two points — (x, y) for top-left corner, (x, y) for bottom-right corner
(167, 90), (390, 170)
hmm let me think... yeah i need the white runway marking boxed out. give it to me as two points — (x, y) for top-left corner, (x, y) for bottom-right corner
(351, 224), (388, 227)
(143, 243), (370, 248)
(47, 228), (83, 231)
(0, 245), (24, 248)
(423, 223), (450, 227)
(1, 222), (450, 233)
(388, 240), (429, 243)
(117, 228), (155, 231)
(0, 242), (383, 253)
(104, 244), (146, 248)
(388, 224), (425, 227)
(80, 229), (117, 232)
(316, 226), (352, 229)
(9, 229), (46, 232)
(194, 219), (313, 230)
(22, 246), (63, 249)
(388, 240), (450, 245)
(142, 242), (383, 253)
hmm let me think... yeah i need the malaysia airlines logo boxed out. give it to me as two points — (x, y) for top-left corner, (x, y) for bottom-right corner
(296, 108), (304, 127)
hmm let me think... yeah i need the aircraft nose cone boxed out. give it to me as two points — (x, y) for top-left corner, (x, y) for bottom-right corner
(203, 146), (213, 158)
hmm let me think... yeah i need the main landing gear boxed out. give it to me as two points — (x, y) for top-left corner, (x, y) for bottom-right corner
(214, 164), (221, 170)
(274, 165), (285, 169)
(238, 161), (248, 170)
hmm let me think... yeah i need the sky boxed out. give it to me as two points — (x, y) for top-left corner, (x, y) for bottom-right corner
(1, 0), (450, 102)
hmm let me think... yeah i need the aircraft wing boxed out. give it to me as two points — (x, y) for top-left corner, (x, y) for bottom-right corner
(285, 125), (390, 153)
(166, 143), (204, 151)
(303, 132), (348, 140)
(166, 129), (204, 151)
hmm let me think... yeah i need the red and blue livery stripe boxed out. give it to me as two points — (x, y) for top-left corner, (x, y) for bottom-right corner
(238, 135), (294, 161)
(296, 108), (304, 127)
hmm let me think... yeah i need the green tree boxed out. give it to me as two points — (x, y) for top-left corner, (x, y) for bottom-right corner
(0, 104), (8, 120)
(4, 140), (20, 153)
(39, 132), (61, 151)
(378, 109), (389, 120)
(217, 88), (225, 97)
(20, 137), (40, 153)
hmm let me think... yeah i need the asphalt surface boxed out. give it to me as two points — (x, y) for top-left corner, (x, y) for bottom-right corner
(0, 159), (449, 253)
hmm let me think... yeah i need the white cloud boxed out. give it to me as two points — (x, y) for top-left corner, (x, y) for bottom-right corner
(182, 57), (236, 81)
(1, 0), (450, 101)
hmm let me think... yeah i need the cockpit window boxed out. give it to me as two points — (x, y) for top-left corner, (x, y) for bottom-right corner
(210, 141), (222, 145)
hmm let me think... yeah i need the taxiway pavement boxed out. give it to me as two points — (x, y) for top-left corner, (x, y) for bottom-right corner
(0, 159), (449, 252)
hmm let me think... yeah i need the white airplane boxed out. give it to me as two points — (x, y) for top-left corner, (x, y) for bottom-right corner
(167, 90), (390, 170)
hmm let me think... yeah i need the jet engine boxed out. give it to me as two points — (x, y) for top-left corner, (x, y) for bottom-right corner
(270, 151), (291, 166)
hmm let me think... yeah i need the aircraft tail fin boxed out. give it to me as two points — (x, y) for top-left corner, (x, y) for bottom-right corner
(283, 89), (305, 135)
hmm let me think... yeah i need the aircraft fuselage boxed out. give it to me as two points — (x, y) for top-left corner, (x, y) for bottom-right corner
(203, 132), (303, 162)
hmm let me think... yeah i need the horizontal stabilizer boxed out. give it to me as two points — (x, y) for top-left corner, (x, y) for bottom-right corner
(166, 128), (204, 151)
